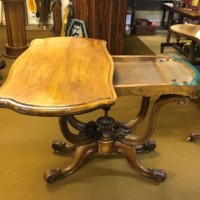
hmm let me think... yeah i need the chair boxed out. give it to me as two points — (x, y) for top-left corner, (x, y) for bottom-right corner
(169, 23), (200, 64)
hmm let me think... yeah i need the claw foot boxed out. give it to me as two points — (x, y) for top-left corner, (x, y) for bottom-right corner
(44, 168), (62, 183)
(149, 168), (166, 183)
(136, 140), (156, 153)
(52, 141), (75, 153)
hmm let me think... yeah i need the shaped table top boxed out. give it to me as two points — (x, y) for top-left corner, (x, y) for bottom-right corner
(0, 37), (117, 116)
(0, 38), (199, 116)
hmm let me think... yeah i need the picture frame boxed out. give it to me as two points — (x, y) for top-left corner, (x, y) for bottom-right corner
(66, 19), (88, 38)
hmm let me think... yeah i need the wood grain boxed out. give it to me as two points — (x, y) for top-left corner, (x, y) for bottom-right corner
(72, 0), (127, 55)
(0, 39), (199, 116)
(0, 37), (117, 115)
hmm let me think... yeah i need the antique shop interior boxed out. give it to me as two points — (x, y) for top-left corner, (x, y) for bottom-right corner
(0, 0), (200, 200)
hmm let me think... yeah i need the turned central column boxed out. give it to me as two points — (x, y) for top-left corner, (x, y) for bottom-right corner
(1, 0), (29, 58)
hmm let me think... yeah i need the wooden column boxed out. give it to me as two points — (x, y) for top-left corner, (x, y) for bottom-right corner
(72, 0), (127, 55)
(2, 0), (29, 58)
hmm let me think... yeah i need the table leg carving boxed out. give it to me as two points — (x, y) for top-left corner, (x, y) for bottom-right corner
(59, 115), (98, 146)
(44, 142), (98, 183)
(135, 140), (156, 153)
(113, 141), (166, 183)
(122, 95), (189, 146)
(121, 97), (150, 132)
(52, 140), (75, 153)
(45, 95), (188, 183)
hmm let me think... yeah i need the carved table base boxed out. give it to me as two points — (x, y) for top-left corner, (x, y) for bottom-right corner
(44, 94), (188, 184)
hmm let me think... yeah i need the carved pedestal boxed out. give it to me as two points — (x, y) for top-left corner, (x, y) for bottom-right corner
(2, 0), (29, 58)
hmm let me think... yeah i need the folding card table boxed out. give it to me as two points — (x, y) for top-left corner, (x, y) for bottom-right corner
(0, 37), (199, 183)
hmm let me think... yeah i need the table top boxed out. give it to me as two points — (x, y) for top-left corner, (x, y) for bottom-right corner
(164, 3), (200, 18)
(0, 37), (117, 116)
(0, 38), (199, 116)
(170, 24), (200, 42)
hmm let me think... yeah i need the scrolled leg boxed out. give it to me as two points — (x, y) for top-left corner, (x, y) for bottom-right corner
(114, 141), (166, 183)
(135, 140), (156, 153)
(44, 142), (98, 183)
(121, 95), (189, 147)
(149, 168), (166, 183)
(44, 168), (62, 184)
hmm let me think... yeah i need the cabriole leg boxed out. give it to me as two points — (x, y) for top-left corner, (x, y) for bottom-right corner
(44, 142), (98, 183)
(114, 142), (166, 183)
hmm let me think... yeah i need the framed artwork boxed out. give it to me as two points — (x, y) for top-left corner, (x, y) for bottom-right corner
(66, 19), (88, 38)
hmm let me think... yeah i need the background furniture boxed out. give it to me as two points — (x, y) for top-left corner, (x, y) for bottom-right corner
(51, 0), (62, 36)
(72, 0), (127, 55)
(169, 24), (200, 64)
(35, 0), (51, 29)
(161, 3), (200, 55)
(161, 2), (200, 28)
(1, 0), (29, 58)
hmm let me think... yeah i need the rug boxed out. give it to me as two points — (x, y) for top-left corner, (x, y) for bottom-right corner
(123, 35), (155, 55)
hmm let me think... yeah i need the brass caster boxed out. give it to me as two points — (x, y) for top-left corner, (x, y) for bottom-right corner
(44, 168), (62, 184)
(52, 140), (75, 153)
(150, 168), (166, 183)
(136, 140), (156, 153)
(188, 132), (200, 142)
(52, 141), (66, 152)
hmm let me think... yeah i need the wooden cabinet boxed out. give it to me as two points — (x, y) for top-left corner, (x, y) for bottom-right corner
(72, 0), (127, 55)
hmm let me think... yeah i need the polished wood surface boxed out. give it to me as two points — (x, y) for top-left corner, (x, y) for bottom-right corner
(170, 24), (200, 42)
(0, 37), (117, 115)
(72, 0), (127, 55)
(0, 40), (199, 115)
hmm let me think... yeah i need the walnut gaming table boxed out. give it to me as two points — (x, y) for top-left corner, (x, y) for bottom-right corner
(0, 37), (199, 183)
